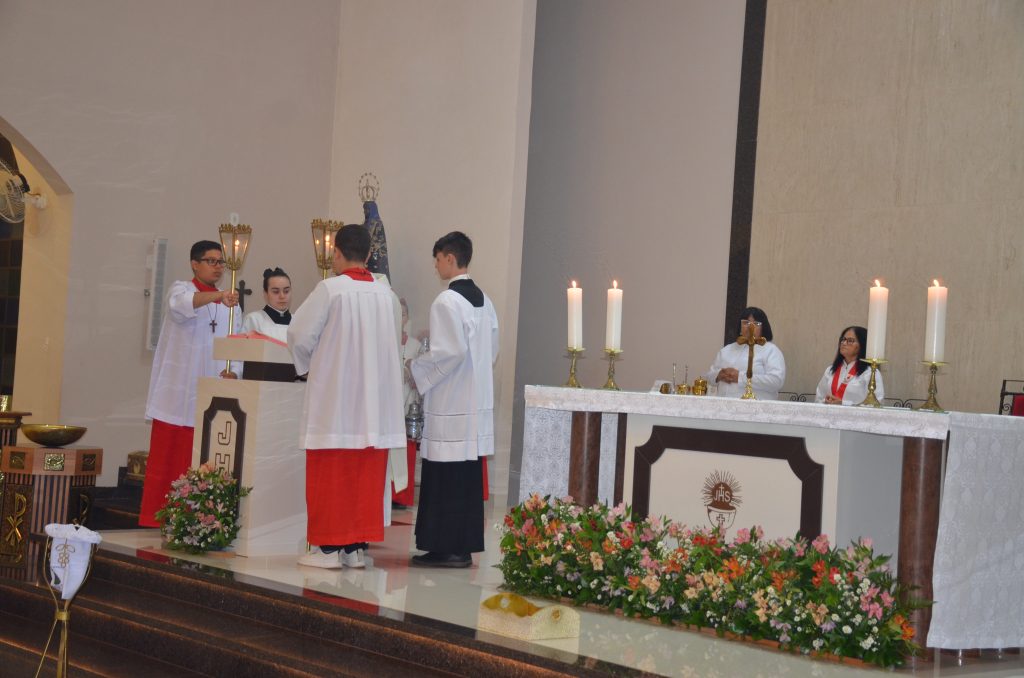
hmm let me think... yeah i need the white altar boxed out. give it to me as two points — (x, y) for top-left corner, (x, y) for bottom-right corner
(519, 385), (1024, 651)
(192, 337), (306, 557)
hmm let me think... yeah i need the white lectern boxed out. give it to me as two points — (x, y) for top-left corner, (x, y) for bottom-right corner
(192, 336), (306, 557)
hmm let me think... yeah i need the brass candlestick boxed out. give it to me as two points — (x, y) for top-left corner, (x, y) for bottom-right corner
(602, 349), (622, 390)
(218, 221), (252, 375)
(916, 361), (947, 412)
(856, 358), (887, 407)
(311, 218), (343, 279)
(565, 348), (583, 388)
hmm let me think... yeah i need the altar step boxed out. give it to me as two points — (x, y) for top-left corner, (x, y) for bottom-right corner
(0, 548), (592, 677)
(90, 465), (143, 530)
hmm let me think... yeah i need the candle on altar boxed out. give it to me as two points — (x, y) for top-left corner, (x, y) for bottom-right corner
(567, 281), (583, 349)
(606, 280), (623, 351)
(866, 279), (888, 359)
(924, 279), (947, 363)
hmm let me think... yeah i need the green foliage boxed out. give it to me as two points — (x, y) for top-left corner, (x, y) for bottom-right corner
(498, 495), (926, 668)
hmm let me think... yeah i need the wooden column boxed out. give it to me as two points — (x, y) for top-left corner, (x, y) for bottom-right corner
(898, 436), (944, 655)
(568, 412), (602, 506)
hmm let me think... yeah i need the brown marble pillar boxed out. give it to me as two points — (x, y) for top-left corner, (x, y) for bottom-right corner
(568, 411), (602, 506)
(898, 435), (944, 656)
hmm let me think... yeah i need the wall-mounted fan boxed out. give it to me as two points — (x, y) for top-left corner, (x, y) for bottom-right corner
(0, 159), (28, 224)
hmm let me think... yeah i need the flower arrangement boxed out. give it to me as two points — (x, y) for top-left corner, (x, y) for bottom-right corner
(155, 463), (251, 554)
(498, 495), (924, 668)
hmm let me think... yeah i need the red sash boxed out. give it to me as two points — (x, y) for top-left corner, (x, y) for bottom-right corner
(340, 267), (373, 281)
(830, 362), (858, 400)
(192, 277), (221, 302)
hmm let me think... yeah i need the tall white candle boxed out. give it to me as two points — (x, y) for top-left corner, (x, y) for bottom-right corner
(606, 280), (623, 351)
(866, 280), (889, 359)
(924, 279), (947, 362)
(567, 281), (583, 349)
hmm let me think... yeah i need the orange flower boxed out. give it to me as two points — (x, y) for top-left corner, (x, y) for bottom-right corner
(627, 575), (641, 590)
(602, 538), (616, 554)
(720, 557), (746, 582)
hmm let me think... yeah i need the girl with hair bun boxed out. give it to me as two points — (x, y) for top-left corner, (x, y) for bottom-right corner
(242, 267), (292, 341)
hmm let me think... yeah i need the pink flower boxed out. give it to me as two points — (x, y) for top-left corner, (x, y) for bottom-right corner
(590, 552), (604, 571)
(811, 535), (830, 554)
(753, 526), (764, 540)
(859, 537), (873, 549)
(733, 528), (751, 545)
(880, 591), (895, 608)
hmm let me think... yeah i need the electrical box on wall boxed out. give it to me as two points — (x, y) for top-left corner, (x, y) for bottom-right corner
(145, 238), (168, 351)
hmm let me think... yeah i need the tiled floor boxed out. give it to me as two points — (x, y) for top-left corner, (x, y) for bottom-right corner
(99, 494), (1024, 677)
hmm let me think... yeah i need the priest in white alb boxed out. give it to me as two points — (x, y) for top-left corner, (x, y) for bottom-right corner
(410, 231), (499, 568)
(141, 240), (238, 527)
(288, 224), (405, 569)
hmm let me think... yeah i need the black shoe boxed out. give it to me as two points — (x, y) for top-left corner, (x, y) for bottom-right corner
(410, 552), (471, 568)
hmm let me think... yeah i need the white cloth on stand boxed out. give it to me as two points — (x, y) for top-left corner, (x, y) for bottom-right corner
(928, 411), (1024, 649)
(45, 523), (102, 600)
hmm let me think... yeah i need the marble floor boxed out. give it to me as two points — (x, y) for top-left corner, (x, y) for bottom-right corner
(99, 494), (1023, 678)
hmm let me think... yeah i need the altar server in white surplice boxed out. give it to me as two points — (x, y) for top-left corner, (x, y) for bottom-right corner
(241, 267), (292, 342)
(288, 224), (405, 570)
(706, 306), (786, 400)
(815, 325), (884, 405)
(141, 240), (238, 527)
(410, 231), (498, 569)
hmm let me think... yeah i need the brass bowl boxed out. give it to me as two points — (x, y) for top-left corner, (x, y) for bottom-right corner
(21, 424), (87, 447)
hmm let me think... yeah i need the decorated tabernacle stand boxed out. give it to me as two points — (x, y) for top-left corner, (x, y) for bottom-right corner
(518, 385), (1024, 653)
(191, 335), (305, 556)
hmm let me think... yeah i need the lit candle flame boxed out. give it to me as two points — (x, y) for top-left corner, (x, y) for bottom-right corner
(933, 279), (940, 287)
(874, 279), (882, 287)
(613, 280), (618, 289)
(571, 280), (577, 288)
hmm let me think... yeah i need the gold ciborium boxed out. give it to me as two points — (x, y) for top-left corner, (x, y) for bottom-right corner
(692, 377), (708, 396)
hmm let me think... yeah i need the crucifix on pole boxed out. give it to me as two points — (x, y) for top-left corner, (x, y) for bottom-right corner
(736, 321), (765, 400)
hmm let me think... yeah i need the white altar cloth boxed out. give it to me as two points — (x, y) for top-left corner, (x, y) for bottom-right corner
(928, 412), (1024, 649)
(522, 386), (1024, 650)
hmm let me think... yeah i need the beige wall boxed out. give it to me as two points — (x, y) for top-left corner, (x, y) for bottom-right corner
(752, 0), (1024, 413)
(328, 0), (536, 491)
(0, 1), (342, 485)
(7, 143), (73, 426)
(509, 1), (747, 497)
(0, 0), (535, 488)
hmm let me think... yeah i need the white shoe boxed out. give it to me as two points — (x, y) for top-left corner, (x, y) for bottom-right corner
(341, 549), (365, 568)
(298, 546), (343, 569)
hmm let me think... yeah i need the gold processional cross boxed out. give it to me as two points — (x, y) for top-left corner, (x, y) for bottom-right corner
(736, 322), (765, 400)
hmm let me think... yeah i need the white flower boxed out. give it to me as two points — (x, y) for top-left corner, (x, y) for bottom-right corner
(860, 637), (875, 649)
(842, 625), (852, 634)
(853, 614), (863, 625)
(831, 613), (841, 622)
(812, 639), (824, 650)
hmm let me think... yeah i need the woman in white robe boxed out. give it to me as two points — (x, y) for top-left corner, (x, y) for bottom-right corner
(814, 325), (884, 405)
(242, 267), (291, 341)
(705, 306), (786, 400)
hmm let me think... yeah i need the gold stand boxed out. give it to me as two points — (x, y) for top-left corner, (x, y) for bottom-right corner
(602, 349), (622, 391)
(916, 361), (947, 412)
(565, 348), (584, 388)
(857, 358), (887, 407)
(219, 222), (252, 375)
(35, 537), (97, 678)
(740, 376), (755, 400)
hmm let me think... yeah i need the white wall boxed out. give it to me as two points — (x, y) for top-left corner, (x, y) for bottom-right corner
(327, 0), (536, 491)
(509, 1), (747, 498)
(0, 0), (342, 485)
